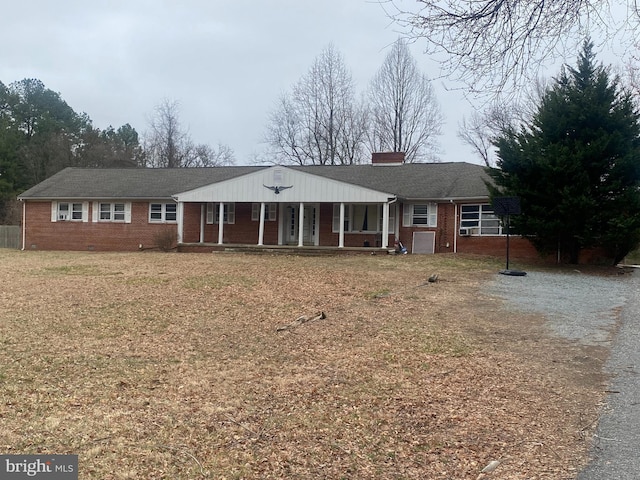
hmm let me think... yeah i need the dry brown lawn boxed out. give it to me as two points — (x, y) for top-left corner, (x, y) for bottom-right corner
(0, 250), (607, 479)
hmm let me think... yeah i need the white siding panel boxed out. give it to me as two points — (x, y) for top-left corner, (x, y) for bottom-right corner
(174, 166), (393, 204)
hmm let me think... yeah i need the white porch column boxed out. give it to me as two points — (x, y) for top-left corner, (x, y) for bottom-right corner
(339, 202), (345, 248)
(382, 202), (390, 248)
(298, 202), (304, 247)
(217, 202), (224, 245)
(258, 202), (266, 246)
(199, 204), (205, 243)
(176, 202), (184, 244)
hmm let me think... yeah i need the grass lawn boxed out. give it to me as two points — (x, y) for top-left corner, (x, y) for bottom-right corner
(0, 250), (605, 479)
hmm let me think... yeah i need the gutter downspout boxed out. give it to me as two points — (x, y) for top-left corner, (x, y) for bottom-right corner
(453, 202), (458, 254)
(21, 199), (26, 251)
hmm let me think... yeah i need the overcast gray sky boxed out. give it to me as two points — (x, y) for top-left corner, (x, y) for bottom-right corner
(2, 1), (624, 166)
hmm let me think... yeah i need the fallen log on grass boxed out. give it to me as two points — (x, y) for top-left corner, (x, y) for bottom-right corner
(276, 311), (326, 332)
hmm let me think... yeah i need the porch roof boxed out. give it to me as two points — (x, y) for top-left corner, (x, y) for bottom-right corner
(173, 166), (394, 203)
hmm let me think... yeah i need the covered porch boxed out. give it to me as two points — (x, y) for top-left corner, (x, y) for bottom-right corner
(173, 166), (397, 250)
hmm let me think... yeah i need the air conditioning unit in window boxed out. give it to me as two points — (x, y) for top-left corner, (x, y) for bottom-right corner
(58, 213), (69, 221)
(459, 228), (470, 236)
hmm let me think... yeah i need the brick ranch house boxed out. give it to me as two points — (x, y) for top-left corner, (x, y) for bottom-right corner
(17, 153), (538, 258)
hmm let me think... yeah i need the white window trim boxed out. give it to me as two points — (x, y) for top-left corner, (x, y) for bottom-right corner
(251, 203), (277, 221)
(207, 203), (235, 224)
(149, 202), (178, 223)
(92, 202), (132, 223)
(402, 203), (437, 228)
(51, 201), (89, 223)
(460, 204), (503, 236)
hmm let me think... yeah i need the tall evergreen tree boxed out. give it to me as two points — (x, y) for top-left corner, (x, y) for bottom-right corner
(489, 40), (640, 264)
(0, 78), (144, 223)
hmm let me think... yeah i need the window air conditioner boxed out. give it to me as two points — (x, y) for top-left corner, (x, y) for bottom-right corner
(459, 227), (470, 236)
(58, 214), (69, 221)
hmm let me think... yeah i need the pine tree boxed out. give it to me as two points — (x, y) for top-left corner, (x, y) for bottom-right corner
(489, 40), (640, 264)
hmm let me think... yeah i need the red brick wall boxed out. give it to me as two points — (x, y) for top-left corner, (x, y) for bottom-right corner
(394, 201), (542, 259)
(372, 152), (405, 164)
(24, 199), (547, 262)
(23, 201), (179, 251)
(456, 235), (539, 259)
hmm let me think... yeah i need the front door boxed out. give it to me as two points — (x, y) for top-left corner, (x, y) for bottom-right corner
(284, 205), (317, 245)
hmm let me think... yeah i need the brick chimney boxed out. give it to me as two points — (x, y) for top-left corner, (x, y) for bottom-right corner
(371, 152), (405, 165)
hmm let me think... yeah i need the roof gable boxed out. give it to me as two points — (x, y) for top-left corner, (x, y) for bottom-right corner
(174, 166), (394, 203)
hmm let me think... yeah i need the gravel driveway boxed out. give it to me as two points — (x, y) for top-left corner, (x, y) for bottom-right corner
(486, 268), (639, 479)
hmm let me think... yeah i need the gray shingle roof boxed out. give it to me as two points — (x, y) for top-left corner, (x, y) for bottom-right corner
(18, 163), (491, 201)
(293, 163), (491, 199)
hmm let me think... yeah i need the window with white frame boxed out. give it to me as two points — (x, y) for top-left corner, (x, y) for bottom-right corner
(460, 204), (503, 235)
(332, 204), (395, 233)
(402, 203), (437, 227)
(206, 203), (235, 224)
(98, 202), (127, 222)
(55, 202), (85, 221)
(251, 203), (277, 221)
(149, 203), (177, 223)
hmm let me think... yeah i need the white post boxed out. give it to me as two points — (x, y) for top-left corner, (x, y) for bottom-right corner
(21, 200), (26, 250)
(176, 202), (184, 244)
(339, 202), (345, 248)
(258, 202), (266, 246)
(298, 202), (304, 247)
(217, 202), (224, 245)
(199, 204), (205, 243)
(382, 202), (390, 248)
(453, 203), (458, 254)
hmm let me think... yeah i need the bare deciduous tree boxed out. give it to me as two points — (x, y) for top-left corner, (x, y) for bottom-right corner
(458, 78), (550, 166)
(265, 44), (368, 165)
(191, 142), (235, 167)
(145, 100), (186, 168)
(368, 39), (443, 163)
(144, 99), (235, 168)
(383, 0), (638, 95)
(458, 106), (516, 167)
(623, 42), (640, 109)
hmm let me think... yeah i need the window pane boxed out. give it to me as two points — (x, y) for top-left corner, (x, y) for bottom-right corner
(72, 203), (83, 220)
(165, 204), (177, 221)
(100, 203), (111, 220)
(481, 206), (495, 215)
(412, 204), (433, 226)
(413, 205), (429, 215)
(352, 205), (366, 230)
(150, 204), (162, 220)
(114, 204), (125, 221)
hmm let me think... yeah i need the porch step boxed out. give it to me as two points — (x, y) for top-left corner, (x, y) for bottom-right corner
(177, 243), (393, 256)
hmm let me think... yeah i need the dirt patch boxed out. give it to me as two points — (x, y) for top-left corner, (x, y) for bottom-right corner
(0, 250), (607, 479)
